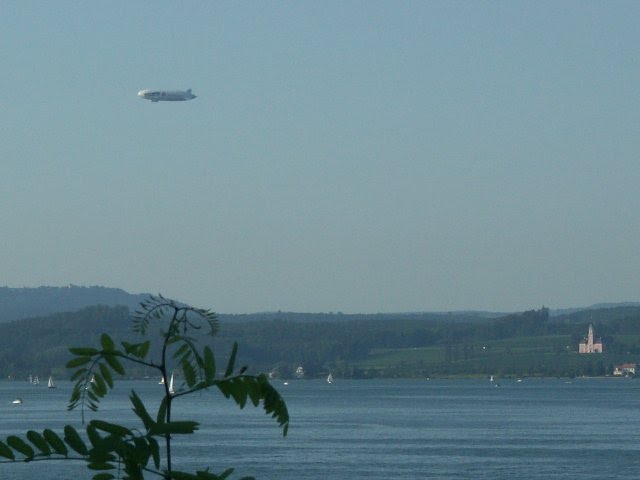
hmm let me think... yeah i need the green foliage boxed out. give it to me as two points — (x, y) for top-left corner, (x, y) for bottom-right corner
(0, 296), (289, 479)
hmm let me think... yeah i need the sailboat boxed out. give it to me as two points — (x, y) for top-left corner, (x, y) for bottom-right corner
(327, 373), (334, 384)
(168, 372), (175, 395)
(48, 376), (56, 389)
(159, 376), (165, 385)
(85, 374), (96, 390)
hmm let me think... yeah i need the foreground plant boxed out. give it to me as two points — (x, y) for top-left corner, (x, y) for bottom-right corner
(0, 295), (289, 480)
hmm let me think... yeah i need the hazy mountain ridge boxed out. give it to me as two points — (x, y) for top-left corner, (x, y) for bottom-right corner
(217, 311), (505, 324)
(0, 286), (511, 324)
(0, 285), (149, 323)
(550, 302), (640, 317)
(1, 286), (639, 324)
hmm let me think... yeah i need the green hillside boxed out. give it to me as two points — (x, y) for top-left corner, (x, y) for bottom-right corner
(354, 335), (624, 378)
(2, 303), (640, 380)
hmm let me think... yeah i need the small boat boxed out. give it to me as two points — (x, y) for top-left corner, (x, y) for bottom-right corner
(33, 375), (40, 386)
(85, 374), (97, 390)
(159, 376), (165, 385)
(168, 372), (175, 395)
(12, 398), (22, 404)
(48, 376), (56, 389)
(327, 373), (334, 384)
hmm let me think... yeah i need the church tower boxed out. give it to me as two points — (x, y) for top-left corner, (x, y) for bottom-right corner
(579, 323), (603, 353)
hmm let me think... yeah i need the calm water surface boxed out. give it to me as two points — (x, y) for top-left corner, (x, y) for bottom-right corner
(1, 378), (640, 479)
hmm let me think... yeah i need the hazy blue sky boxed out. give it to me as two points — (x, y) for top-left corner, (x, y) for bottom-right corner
(1, 2), (639, 313)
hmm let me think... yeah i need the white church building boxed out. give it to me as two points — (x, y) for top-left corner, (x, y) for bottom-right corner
(578, 324), (603, 354)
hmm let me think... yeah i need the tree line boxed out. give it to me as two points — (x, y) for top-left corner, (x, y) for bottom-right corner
(2, 304), (640, 380)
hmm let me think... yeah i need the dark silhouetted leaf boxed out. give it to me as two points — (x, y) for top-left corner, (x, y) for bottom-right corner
(86, 425), (102, 448)
(148, 436), (160, 469)
(156, 396), (168, 425)
(100, 334), (115, 351)
(92, 474), (116, 480)
(210, 467), (235, 479)
(129, 391), (154, 431)
(43, 429), (67, 456)
(203, 346), (216, 382)
(88, 462), (115, 471)
(99, 363), (113, 389)
(26, 431), (50, 455)
(182, 358), (197, 388)
(69, 347), (99, 356)
(0, 440), (15, 460)
(104, 355), (124, 375)
(149, 421), (199, 436)
(224, 342), (238, 377)
(7, 436), (35, 459)
(138, 340), (150, 358)
(174, 343), (190, 358)
(64, 425), (88, 456)
(93, 374), (108, 397)
(90, 420), (132, 438)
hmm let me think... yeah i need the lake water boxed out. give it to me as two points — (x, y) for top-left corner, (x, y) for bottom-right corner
(1, 378), (640, 479)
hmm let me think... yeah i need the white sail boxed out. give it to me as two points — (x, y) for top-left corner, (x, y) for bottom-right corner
(327, 373), (334, 384)
(159, 376), (165, 385)
(85, 374), (97, 390)
(168, 373), (175, 394)
(48, 376), (56, 389)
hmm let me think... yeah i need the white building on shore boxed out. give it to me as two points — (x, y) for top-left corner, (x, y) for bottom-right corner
(578, 324), (603, 353)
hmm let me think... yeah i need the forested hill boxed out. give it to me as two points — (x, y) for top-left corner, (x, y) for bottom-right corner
(4, 302), (640, 380)
(0, 305), (132, 378)
(0, 286), (149, 322)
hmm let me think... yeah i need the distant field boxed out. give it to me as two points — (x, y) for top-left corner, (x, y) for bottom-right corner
(353, 335), (635, 378)
(610, 334), (640, 345)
